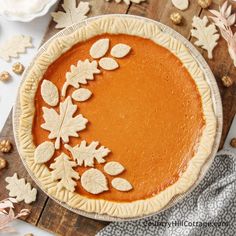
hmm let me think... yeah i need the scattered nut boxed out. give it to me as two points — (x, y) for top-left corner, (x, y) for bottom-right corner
(0, 157), (7, 170)
(0, 140), (12, 153)
(170, 12), (182, 25)
(221, 75), (234, 87)
(0, 71), (10, 82)
(12, 62), (24, 75)
(230, 138), (236, 148)
(198, 0), (212, 9)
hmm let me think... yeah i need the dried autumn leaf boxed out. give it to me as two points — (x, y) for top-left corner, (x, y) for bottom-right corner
(41, 80), (59, 106)
(81, 168), (108, 194)
(62, 59), (100, 96)
(51, 0), (90, 29)
(41, 96), (88, 149)
(34, 141), (55, 164)
(50, 152), (79, 192)
(90, 38), (110, 59)
(111, 177), (133, 191)
(104, 161), (125, 176)
(0, 35), (32, 62)
(5, 173), (37, 204)
(72, 88), (92, 102)
(111, 43), (131, 58)
(65, 140), (110, 167)
(99, 57), (119, 70)
(191, 16), (219, 59)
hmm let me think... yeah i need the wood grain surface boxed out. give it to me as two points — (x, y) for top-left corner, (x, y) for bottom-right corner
(0, 0), (235, 235)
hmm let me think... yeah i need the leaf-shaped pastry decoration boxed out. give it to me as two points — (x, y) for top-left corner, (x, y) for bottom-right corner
(5, 173), (37, 204)
(65, 140), (110, 167)
(41, 96), (88, 149)
(106, 0), (146, 5)
(104, 161), (125, 176)
(81, 168), (108, 194)
(89, 38), (109, 59)
(111, 43), (131, 58)
(111, 178), (133, 192)
(62, 59), (100, 96)
(99, 57), (119, 70)
(191, 16), (219, 59)
(0, 35), (32, 62)
(41, 80), (59, 106)
(50, 152), (79, 192)
(72, 88), (92, 102)
(51, 0), (90, 29)
(171, 0), (189, 10)
(34, 141), (55, 164)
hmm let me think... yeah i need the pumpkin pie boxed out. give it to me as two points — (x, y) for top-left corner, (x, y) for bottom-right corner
(18, 16), (216, 218)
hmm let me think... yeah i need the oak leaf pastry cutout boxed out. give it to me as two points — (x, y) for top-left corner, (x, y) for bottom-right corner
(81, 168), (108, 194)
(62, 59), (100, 96)
(171, 0), (189, 11)
(41, 96), (88, 149)
(34, 141), (55, 164)
(99, 57), (119, 70)
(90, 38), (109, 59)
(41, 80), (59, 106)
(5, 173), (37, 204)
(50, 152), (79, 192)
(72, 88), (92, 102)
(0, 35), (32, 62)
(65, 141), (110, 167)
(111, 43), (131, 58)
(191, 16), (219, 59)
(111, 177), (133, 192)
(104, 161), (125, 176)
(105, 0), (146, 5)
(51, 0), (90, 29)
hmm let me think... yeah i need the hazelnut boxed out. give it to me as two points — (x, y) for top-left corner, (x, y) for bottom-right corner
(198, 0), (212, 9)
(0, 71), (10, 82)
(170, 12), (182, 25)
(0, 157), (7, 170)
(0, 140), (12, 153)
(230, 138), (236, 148)
(12, 62), (24, 75)
(221, 75), (234, 87)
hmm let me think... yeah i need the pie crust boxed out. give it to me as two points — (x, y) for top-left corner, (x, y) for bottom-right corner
(19, 16), (216, 218)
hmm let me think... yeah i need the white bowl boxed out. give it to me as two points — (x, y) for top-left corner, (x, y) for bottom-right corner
(0, 0), (58, 22)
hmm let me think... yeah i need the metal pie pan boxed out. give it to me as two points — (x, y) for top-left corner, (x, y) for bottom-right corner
(13, 14), (223, 222)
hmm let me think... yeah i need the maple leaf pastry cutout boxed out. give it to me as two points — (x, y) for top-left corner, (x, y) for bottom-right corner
(41, 96), (88, 149)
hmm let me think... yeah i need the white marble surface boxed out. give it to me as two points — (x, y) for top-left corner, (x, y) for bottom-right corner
(0, 3), (57, 235)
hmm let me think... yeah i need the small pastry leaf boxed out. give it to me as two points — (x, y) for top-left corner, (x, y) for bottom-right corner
(81, 168), (108, 194)
(72, 88), (92, 102)
(99, 57), (119, 70)
(41, 80), (59, 106)
(90, 38), (109, 59)
(111, 178), (133, 192)
(34, 141), (55, 164)
(111, 43), (131, 58)
(104, 161), (125, 176)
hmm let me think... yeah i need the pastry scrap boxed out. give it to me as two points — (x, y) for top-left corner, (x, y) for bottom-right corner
(5, 173), (37, 204)
(171, 0), (189, 10)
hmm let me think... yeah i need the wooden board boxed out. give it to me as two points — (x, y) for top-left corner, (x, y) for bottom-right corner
(0, 0), (235, 235)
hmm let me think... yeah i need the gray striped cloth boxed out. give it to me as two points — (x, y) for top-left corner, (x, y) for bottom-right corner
(97, 150), (236, 236)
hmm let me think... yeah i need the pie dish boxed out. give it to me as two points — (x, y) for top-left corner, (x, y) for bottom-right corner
(17, 15), (217, 218)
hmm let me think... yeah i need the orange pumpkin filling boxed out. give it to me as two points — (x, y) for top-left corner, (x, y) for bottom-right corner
(33, 34), (205, 202)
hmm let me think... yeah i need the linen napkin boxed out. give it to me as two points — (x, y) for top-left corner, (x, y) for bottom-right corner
(97, 150), (236, 236)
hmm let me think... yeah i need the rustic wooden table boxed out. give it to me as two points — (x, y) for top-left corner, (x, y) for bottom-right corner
(0, 0), (235, 235)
